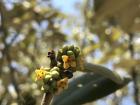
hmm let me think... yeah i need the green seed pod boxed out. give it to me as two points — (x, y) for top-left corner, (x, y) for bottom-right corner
(68, 45), (74, 51)
(67, 50), (75, 60)
(44, 75), (52, 83)
(67, 50), (74, 56)
(50, 67), (60, 72)
(62, 45), (69, 54)
(53, 67), (60, 71)
(50, 71), (60, 79)
(44, 67), (50, 71)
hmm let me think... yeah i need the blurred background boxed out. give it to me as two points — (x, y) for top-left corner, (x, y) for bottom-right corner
(0, 0), (140, 105)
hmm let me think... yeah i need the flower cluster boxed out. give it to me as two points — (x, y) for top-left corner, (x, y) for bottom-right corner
(35, 45), (80, 94)
(57, 45), (80, 71)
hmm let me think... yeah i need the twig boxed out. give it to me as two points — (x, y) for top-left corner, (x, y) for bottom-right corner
(129, 33), (140, 105)
(41, 93), (53, 105)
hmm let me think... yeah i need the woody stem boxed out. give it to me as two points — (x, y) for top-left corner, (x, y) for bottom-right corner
(41, 92), (53, 105)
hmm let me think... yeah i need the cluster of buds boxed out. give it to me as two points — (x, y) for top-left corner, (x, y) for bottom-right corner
(57, 45), (80, 70)
(35, 45), (81, 94)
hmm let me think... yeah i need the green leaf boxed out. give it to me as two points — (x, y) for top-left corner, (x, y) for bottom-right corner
(81, 63), (124, 84)
(52, 73), (131, 105)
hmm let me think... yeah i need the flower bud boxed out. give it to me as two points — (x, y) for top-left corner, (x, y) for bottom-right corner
(67, 51), (75, 60)
(50, 67), (60, 72)
(44, 75), (52, 83)
(68, 45), (74, 51)
(43, 67), (50, 71)
(50, 71), (59, 79)
(67, 50), (74, 56)
(62, 45), (69, 54)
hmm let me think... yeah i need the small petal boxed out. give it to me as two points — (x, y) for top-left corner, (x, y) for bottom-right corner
(62, 55), (69, 62)
(35, 69), (48, 80)
(63, 62), (70, 69)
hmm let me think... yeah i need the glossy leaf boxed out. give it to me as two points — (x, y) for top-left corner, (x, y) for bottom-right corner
(52, 73), (131, 105)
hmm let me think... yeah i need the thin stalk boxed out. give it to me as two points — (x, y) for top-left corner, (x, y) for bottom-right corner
(41, 93), (53, 105)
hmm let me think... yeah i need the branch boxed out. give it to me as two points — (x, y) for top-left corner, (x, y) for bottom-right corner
(129, 33), (140, 105)
(41, 93), (53, 105)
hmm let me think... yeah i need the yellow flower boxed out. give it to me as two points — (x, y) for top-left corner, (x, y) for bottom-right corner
(57, 77), (68, 89)
(35, 68), (49, 81)
(62, 55), (69, 62)
(62, 55), (76, 69)
(55, 77), (68, 95)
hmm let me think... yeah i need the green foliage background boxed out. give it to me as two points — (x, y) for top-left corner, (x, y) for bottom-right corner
(0, 0), (139, 105)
